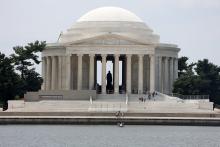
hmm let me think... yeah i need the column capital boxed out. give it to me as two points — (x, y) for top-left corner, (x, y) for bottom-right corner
(58, 55), (65, 57)
(66, 54), (72, 57)
(77, 54), (83, 57)
(126, 54), (132, 58)
(149, 54), (155, 58)
(138, 54), (144, 58)
(169, 57), (174, 60)
(157, 55), (162, 59)
(89, 54), (95, 57)
(114, 54), (120, 58)
(101, 54), (107, 58)
(164, 56), (169, 60)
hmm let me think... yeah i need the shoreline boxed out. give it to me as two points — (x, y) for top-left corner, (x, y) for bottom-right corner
(0, 112), (220, 126)
(0, 116), (220, 126)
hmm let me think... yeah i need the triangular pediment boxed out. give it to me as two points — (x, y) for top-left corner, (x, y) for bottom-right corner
(68, 34), (148, 45)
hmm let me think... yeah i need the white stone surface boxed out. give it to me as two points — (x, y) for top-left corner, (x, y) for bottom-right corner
(7, 96), (215, 113)
(126, 54), (131, 93)
(8, 100), (25, 109)
(89, 54), (95, 90)
(101, 54), (107, 94)
(77, 7), (143, 22)
(66, 55), (71, 90)
(37, 7), (181, 100)
(138, 54), (143, 94)
(77, 54), (83, 90)
(114, 54), (119, 93)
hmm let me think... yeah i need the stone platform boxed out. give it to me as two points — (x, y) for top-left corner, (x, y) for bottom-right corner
(1, 95), (219, 125)
(6, 98), (214, 113)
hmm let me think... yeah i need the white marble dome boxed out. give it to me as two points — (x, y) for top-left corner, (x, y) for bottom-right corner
(77, 7), (143, 22)
(58, 7), (159, 44)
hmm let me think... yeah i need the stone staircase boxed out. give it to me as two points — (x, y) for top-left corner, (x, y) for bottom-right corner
(7, 92), (214, 113)
(8, 100), (91, 112)
(96, 94), (127, 102)
(127, 101), (200, 113)
(88, 101), (127, 112)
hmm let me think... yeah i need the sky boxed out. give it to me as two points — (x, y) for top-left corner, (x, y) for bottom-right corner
(1, 0), (220, 76)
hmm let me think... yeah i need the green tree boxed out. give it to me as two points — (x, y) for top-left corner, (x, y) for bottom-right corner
(23, 69), (43, 92)
(10, 41), (46, 97)
(0, 41), (45, 110)
(195, 59), (220, 103)
(173, 57), (220, 104)
(173, 62), (199, 95)
(0, 52), (22, 110)
(11, 40), (46, 79)
(178, 56), (189, 77)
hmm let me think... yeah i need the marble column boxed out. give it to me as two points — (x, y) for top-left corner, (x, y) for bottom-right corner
(51, 56), (57, 90)
(114, 54), (119, 94)
(58, 56), (62, 90)
(169, 57), (174, 93)
(89, 54), (95, 90)
(138, 54), (144, 94)
(41, 57), (46, 90)
(102, 54), (107, 94)
(46, 57), (51, 90)
(122, 59), (126, 90)
(164, 57), (169, 94)
(174, 58), (178, 81)
(150, 54), (155, 93)
(77, 54), (83, 90)
(94, 57), (97, 90)
(126, 54), (131, 93)
(158, 56), (162, 92)
(66, 54), (71, 90)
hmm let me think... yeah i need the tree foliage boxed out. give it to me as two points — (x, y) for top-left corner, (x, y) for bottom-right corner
(11, 41), (46, 79)
(0, 52), (22, 109)
(0, 41), (46, 110)
(173, 57), (220, 104)
(178, 56), (188, 75)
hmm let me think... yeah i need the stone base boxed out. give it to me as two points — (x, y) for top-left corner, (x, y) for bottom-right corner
(24, 90), (97, 101)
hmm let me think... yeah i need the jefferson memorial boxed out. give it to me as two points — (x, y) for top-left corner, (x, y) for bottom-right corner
(25, 7), (180, 101)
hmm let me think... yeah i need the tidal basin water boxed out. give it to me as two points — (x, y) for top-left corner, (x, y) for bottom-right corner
(0, 125), (220, 147)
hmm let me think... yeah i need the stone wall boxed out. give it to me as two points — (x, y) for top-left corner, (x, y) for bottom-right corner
(24, 90), (97, 101)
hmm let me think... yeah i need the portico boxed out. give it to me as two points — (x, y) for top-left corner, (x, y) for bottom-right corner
(41, 52), (178, 95)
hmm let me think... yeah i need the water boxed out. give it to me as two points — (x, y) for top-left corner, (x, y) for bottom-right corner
(0, 125), (220, 147)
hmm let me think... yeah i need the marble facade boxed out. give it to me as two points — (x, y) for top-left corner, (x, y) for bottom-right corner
(26, 7), (180, 101)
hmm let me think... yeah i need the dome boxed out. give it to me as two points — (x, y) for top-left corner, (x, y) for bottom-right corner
(77, 7), (143, 22)
(58, 7), (159, 44)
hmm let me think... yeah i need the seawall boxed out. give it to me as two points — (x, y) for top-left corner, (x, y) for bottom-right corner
(0, 112), (220, 126)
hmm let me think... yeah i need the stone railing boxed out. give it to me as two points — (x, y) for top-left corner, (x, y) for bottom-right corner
(172, 93), (209, 100)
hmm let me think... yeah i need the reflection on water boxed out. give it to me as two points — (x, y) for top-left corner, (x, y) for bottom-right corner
(0, 125), (220, 147)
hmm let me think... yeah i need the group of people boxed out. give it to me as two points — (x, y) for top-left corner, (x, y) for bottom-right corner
(139, 91), (157, 102)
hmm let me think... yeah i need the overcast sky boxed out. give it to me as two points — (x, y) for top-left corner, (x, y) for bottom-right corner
(1, 0), (220, 75)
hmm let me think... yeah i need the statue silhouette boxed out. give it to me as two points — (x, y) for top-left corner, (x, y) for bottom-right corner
(106, 71), (113, 92)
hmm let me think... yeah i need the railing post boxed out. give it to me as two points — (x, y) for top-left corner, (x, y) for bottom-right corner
(90, 96), (93, 104)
